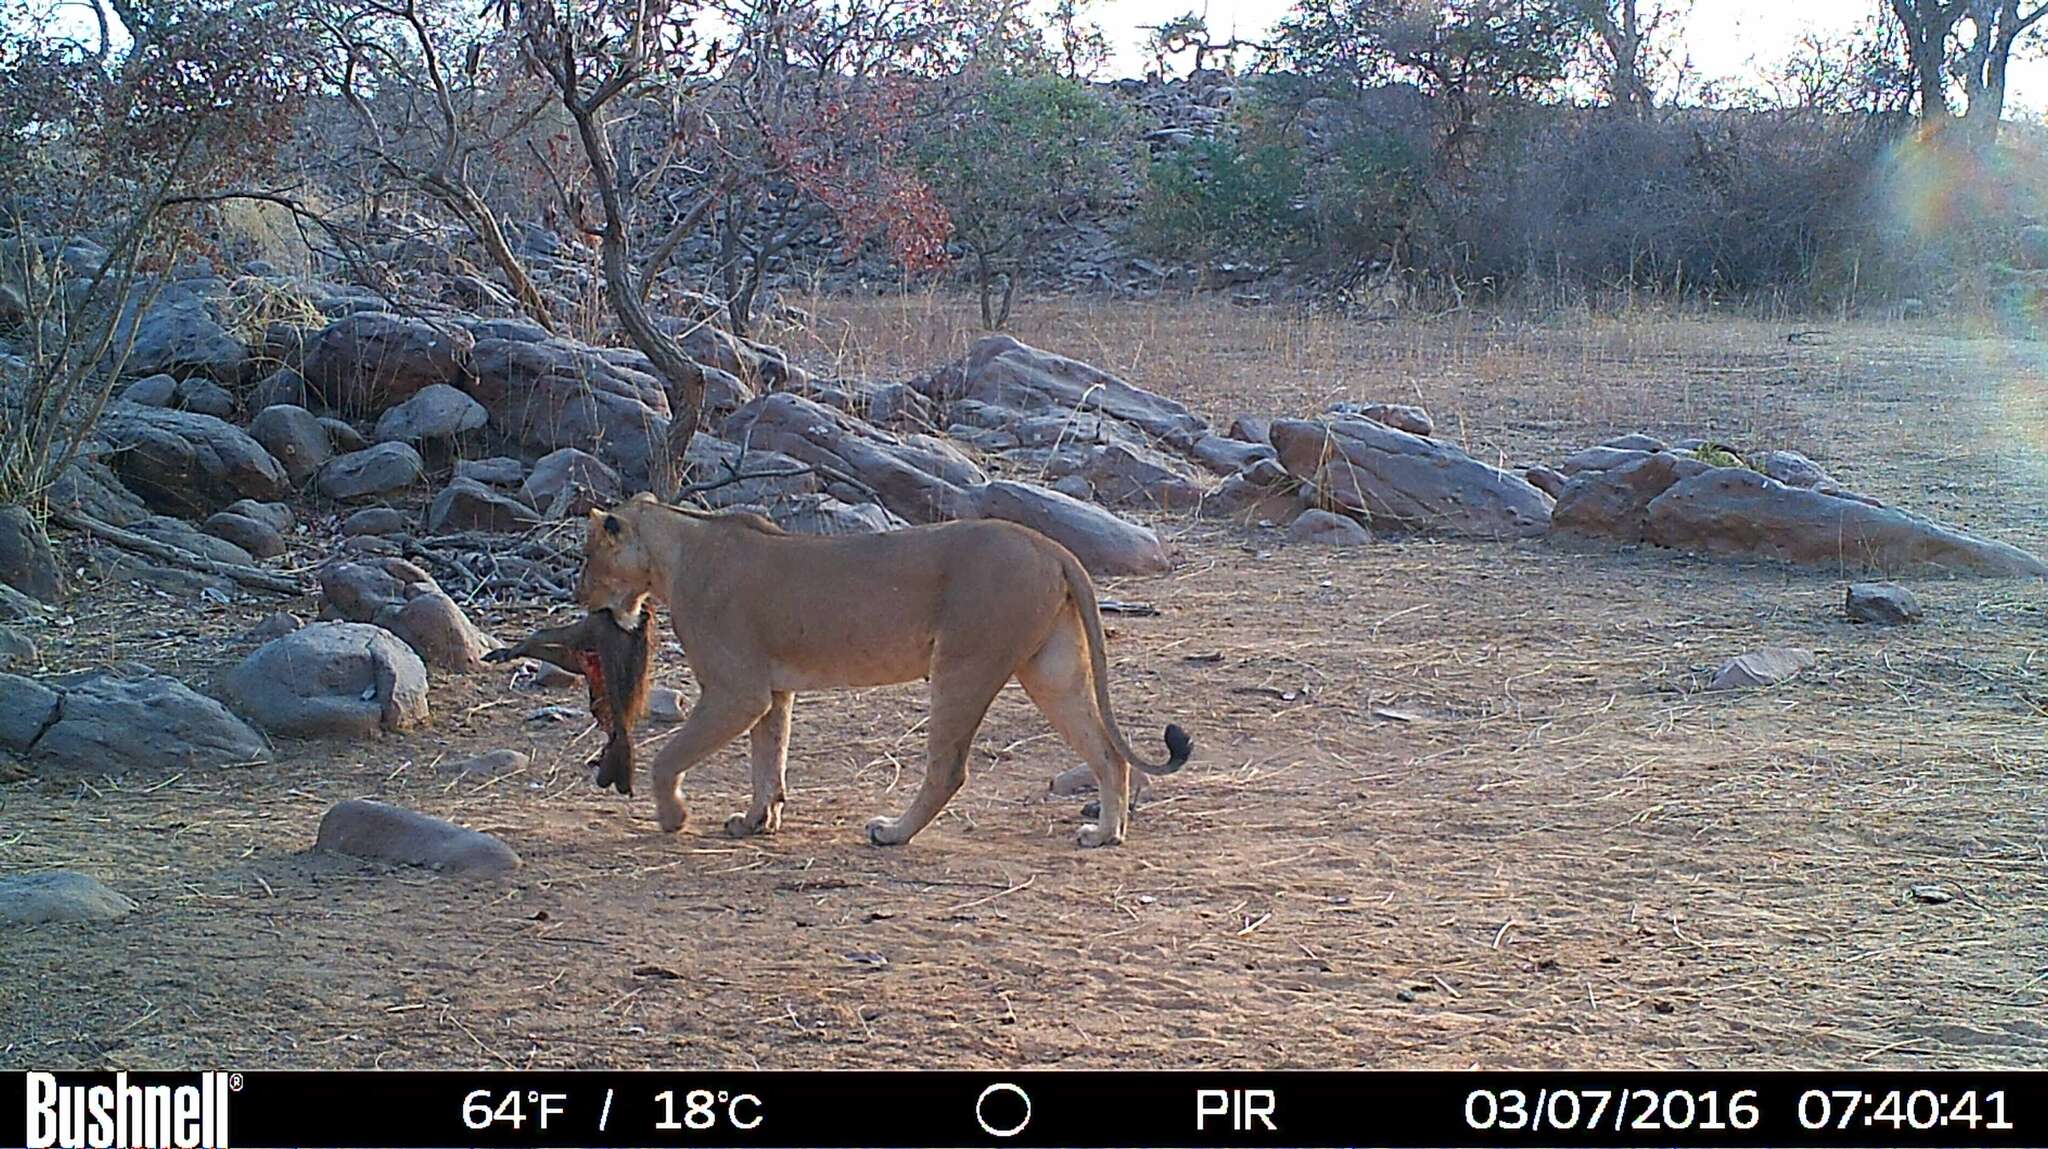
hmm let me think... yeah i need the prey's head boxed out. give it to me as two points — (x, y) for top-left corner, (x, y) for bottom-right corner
(577, 493), (661, 621)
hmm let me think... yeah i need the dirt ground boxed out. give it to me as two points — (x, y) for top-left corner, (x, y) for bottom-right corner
(4, 300), (2047, 1071)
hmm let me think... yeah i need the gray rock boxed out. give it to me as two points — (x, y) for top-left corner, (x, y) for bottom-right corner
(1188, 434), (1278, 476)
(121, 374), (178, 407)
(0, 505), (62, 602)
(318, 442), (424, 501)
(1226, 414), (1272, 445)
(966, 481), (1169, 577)
(1846, 583), (1923, 625)
(1326, 401), (1433, 437)
(0, 671), (60, 752)
(1269, 418), (1554, 539)
(225, 499), (294, 534)
(374, 383), (488, 445)
(251, 367), (310, 411)
(225, 621), (429, 737)
(1199, 472), (1308, 526)
(930, 335), (1206, 445)
(645, 686), (686, 722)
(317, 557), (496, 671)
(1551, 452), (1712, 544)
(1524, 465), (1568, 498)
(1560, 446), (1654, 475)
(249, 404), (332, 485)
(1761, 449), (1829, 489)
(128, 514), (254, 567)
(456, 456), (526, 486)
(339, 534), (401, 557)
(31, 668), (272, 770)
(1051, 474), (1096, 501)
(341, 507), (409, 537)
(320, 417), (369, 453)
(0, 624), (36, 667)
(0, 872), (137, 924)
(445, 749), (529, 777)
(202, 511), (285, 559)
(1079, 443), (1208, 510)
(124, 296), (245, 381)
(467, 334), (674, 485)
(1290, 509), (1373, 546)
(1601, 433), (1667, 452)
(239, 611), (302, 642)
(175, 377), (237, 419)
(425, 478), (540, 534)
(48, 458), (151, 528)
(1709, 647), (1817, 691)
(724, 392), (982, 524)
(94, 404), (290, 518)
(521, 448), (620, 516)
(314, 799), (520, 876)
(771, 494), (904, 535)
(300, 311), (474, 414)
(1644, 469), (2048, 577)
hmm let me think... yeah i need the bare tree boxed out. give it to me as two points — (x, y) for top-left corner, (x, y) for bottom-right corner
(1569, 0), (1687, 115)
(509, 0), (715, 497)
(1885, 0), (2048, 139)
(317, 0), (563, 330)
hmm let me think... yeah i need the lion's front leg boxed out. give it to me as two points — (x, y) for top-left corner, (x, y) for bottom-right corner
(726, 691), (793, 837)
(646, 691), (770, 833)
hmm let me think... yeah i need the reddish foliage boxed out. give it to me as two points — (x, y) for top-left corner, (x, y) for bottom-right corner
(768, 79), (952, 272)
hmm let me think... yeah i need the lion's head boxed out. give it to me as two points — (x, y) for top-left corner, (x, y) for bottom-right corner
(578, 493), (661, 619)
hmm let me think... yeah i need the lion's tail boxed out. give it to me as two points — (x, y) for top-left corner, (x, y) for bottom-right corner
(1054, 547), (1192, 776)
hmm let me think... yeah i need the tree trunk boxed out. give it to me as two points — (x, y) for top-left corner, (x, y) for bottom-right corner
(566, 102), (706, 501)
(429, 174), (559, 334)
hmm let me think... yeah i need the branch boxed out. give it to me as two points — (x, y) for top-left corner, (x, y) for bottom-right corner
(53, 510), (305, 594)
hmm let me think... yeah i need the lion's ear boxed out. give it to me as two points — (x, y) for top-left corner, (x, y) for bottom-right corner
(603, 514), (623, 537)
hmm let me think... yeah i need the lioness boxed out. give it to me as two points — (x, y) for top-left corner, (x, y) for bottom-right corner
(576, 493), (1191, 848)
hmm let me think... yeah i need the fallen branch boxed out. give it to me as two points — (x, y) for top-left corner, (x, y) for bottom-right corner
(52, 509), (305, 594)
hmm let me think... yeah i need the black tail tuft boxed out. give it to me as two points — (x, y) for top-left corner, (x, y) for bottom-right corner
(1160, 723), (1193, 773)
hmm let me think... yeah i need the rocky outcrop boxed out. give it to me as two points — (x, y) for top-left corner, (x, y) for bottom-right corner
(0, 667), (272, 770)
(925, 335), (1207, 446)
(965, 481), (1170, 576)
(723, 392), (983, 524)
(464, 334), (673, 483)
(1268, 417), (1554, 539)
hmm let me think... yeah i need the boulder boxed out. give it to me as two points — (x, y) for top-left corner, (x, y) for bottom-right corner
(250, 404), (333, 485)
(1761, 449), (1829, 489)
(465, 334), (672, 483)
(94, 404), (290, 517)
(0, 624), (37, 667)
(0, 671), (60, 752)
(1327, 401), (1433, 437)
(318, 442), (424, 501)
(425, 478), (540, 534)
(318, 557), (496, 671)
(27, 668), (272, 770)
(121, 374), (177, 406)
(1226, 414), (1273, 445)
(966, 481), (1169, 577)
(1524, 465), (1568, 498)
(314, 799), (520, 876)
(771, 494), (904, 535)
(456, 456), (526, 487)
(1560, 445), (1654, 475)
(521, 448), (621, 516)
(48, 458), (151, 527)
(724, 392), (982, 524)
(225, 499), (293, 534)
(0, 505), (63, 602)
(123, 295), (246, 381)
(128, 515), (254, 567)
(1643, 469), (2048, 577)
(1268, 418), (1554, 539)
(202, 511), (286, 559)
(175, 377), (237, 419)
(1078, 443), (1208, 509)
(679, 434), (823, 512)
(1846, 583), (1923, 625)
(1290, 509), (1373, 546)
(320, 417), (369, 453)
(1709, 647), (1816, 691)
(1187, 434), (1278, 476)
(250, 367), (310, 410)
(341, 506), (409, 537)
(1200, 472), (1308, 525)
(1601, 433), (1667, 451)
(301, 311), (474, 414)
(0, 872), (137, 924)
(1550, 452), (1711, 544)
(373, 383), (488, 445)
(239, 611), (302, 642)
(225, 621), (429, 737)
(929, 336), (1207, 446)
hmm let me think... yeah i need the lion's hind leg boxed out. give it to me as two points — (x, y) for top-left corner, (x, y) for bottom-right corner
(865, 654), (1011, 848)
(1017, 609), (1130, 848)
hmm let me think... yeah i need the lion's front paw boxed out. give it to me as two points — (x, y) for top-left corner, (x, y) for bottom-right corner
(655, 800), (689, 833)
(1076, 822), (1123, 848)
(865, 816), (903, 847)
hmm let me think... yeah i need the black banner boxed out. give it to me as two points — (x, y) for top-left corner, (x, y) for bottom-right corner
(10, 1070), (2047, 1148)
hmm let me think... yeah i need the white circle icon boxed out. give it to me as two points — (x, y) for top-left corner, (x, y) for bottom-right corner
(975, 1081), (1032, 1138)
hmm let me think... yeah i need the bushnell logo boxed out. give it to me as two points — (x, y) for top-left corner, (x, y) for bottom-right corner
(24, 1071), (236, 1149)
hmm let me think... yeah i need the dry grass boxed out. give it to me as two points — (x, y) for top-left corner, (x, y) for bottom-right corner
(3, 297), (2047, 1071)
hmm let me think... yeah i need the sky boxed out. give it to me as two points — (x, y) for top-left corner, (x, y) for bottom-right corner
(1089, 0), (2048, 111)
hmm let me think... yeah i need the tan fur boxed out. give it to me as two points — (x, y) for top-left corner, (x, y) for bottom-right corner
(576, 493), (1190, 848)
